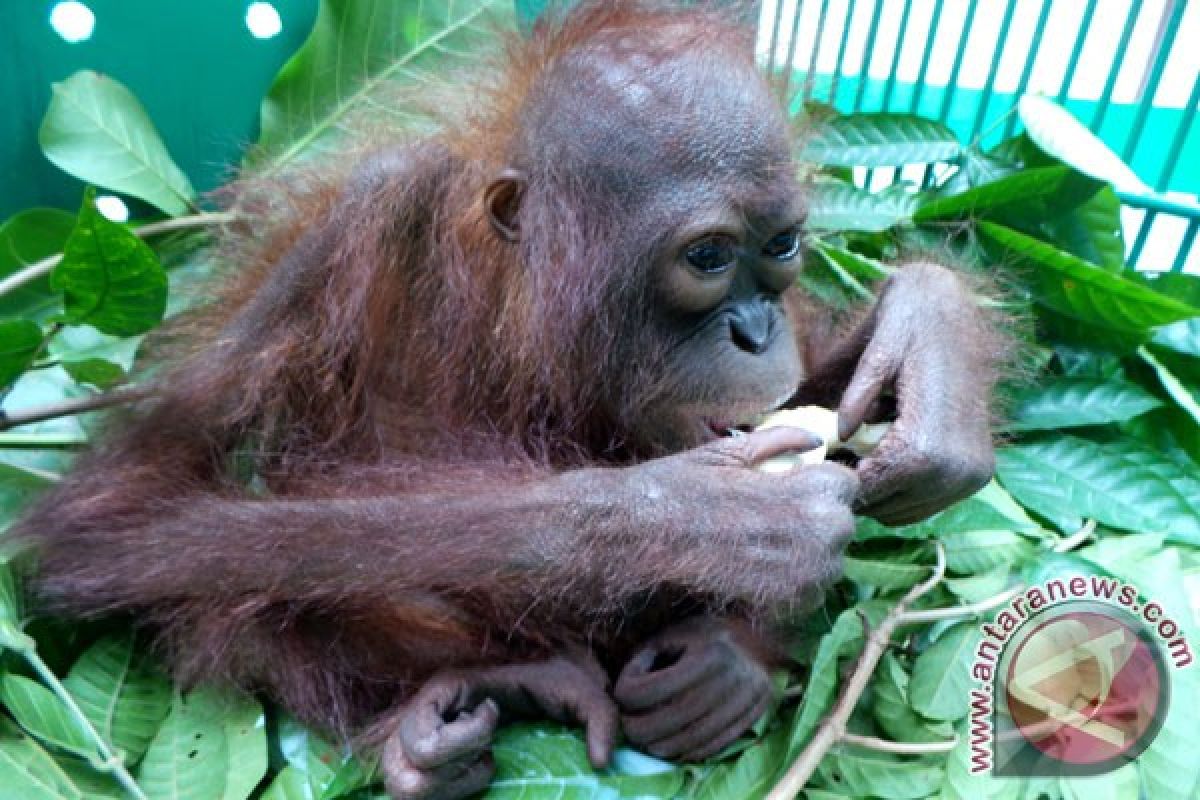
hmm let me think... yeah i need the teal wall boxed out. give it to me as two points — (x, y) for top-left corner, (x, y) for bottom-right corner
(0, 0), (318, 220)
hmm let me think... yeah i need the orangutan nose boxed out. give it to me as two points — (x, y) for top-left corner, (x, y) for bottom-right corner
(728, 300), (772, 355)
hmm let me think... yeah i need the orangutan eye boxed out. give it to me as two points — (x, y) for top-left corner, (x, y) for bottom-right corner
(685, 236), (736, 274)
(763, 229), (800, 261)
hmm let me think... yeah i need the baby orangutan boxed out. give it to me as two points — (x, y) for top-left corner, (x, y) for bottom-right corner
(17, 3), (1001, 798)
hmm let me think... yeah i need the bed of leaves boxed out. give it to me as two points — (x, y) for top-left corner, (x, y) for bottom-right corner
(1, 2), (1198, 799)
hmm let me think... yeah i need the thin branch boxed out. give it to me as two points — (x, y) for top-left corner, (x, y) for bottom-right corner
(1053, 519), (1097, 552)
(765, 543), (947, 800)
(0, 211), (233, 299)
(0, 387), (149, 432)
(898, 519), (1097, 626)
(841, 732), (958, 755)
(897, 588), (1020, 626)
(26, 653), (148, 800)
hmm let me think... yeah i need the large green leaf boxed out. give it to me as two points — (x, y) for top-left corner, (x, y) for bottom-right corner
(915, 166), (1091, 222)
(0, 320), (44, 389)
(801, 114), (960, 167)
(816, 748), (944, 800)
(909, 623), (980, 722)
(685, 729), (786, 800)
(1140, 346), (1200, 427)
(0, 675), (95, 760)
(483, 724), (684, 799)
(1031, 185), (1126, 272)
(0, 719), (121, 800)
(1006, 375), (1163, 432)
(940, 530), (1036, 575)
(1017, 95), (1148, 194)
(254, 0), (510, 168)
(50, 190), (168, 337)
(0, 209), (76, 318)
(1153, 317), (1200, 358)
(978, 222), (1198, 332)
(872, 654), (956, 744)
(996, 436), (1200, 544)
(135, 692), (227, 800)
(214, 692), (266, 800)
(62, 632), (171, 767)
(807, 183), (917, 232)
(38, 71), (195, 216)
(785, 609), (867, 760)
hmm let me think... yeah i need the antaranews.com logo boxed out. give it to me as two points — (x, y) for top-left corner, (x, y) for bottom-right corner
(966, 573), (1192, 777)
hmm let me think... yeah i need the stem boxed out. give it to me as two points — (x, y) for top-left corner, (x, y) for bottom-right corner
(897, 588), (1020, 626)
(0, 212), (233, 299)
(841, 732), (958, 755)
(0, 387), (149, 432)
(765, 543), (947, 800)
(25, 653), (147, 800)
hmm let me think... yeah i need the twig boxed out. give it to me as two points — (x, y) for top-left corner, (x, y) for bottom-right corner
(0, 387), (149, 432)
(898, 519), (1097, 626)
(841, 732), (958, 755)
(765, 543), (947, 800)
(0, 211), (233, 299)
(1053, 519), (1097, 552)
(897, 588), (1019, 626)
(25, 653), (148, 800)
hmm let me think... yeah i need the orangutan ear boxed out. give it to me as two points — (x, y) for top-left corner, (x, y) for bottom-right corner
(484, 168), (526, 243)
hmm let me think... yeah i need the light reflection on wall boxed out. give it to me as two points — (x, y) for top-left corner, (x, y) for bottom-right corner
(95, 195), (130, 223)
(49, 0), (95, 43)
(245, 2), (283, 40)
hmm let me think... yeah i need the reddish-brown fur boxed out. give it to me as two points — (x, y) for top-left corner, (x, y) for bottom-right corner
(16, 3), (779, 737)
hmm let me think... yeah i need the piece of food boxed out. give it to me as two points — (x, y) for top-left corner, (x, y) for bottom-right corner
(755, 406), (889, 472)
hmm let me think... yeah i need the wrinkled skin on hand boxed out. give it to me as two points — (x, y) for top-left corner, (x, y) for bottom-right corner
(600, 426), (861, 606)
(802, 263), (996, 526)
(382, 653), (617, 800)
(615, 618), (774, 760)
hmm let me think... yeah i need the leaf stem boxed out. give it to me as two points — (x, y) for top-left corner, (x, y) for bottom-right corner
(0, 211), (233, 300)
(765, 543), (947, 800)
(840, 732), (958, 755)
(24, 652), (148, 800)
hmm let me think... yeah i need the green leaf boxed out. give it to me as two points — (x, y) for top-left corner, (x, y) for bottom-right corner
(996, 436), (1200, 544)
(0, 320), (44, 389)
(1139, 346), (1200, 427)
(872, 654), (956, 744)
(254, 1), (511, 168)
(801, 114), (960, 167)
(483, 723), (684, 799)
(1152, 317), (1200, 358)
(62, 632), (171, 767)
(857, 481), (1042, 542)
(915, 166), (1087, 221)
(51, 189), (168, 337)
(1017, 95), (1149, 194)
(38, 71), (195, 216)
(937, 729), (1019, 800)
(0, 719), (122, 800)
(0, 675), (95, 760)
(1006, 375), (1163, 432)
(978, 222), (1199, 332)
(941, 530), (1035, 575)
(817, 748), (944, 800)
(684, 728), (786, 800)
(909, 623), (980, 722)
(1060, 764), (1139, 800)
(807, 183), (916, 232)
(944, 566), (1014, 604)
(1032, 185), (1126, 271)
(135, 691), (227, 800)
(60, 359), (126, 390)
(0, 209), (76, 318)
(786, 610), (865, 759)
(842, 554), (930, 590)
(215, 694), (266, 800)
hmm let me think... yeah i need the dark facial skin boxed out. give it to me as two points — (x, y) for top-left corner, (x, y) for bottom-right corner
(16, 9), (1000, 800)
